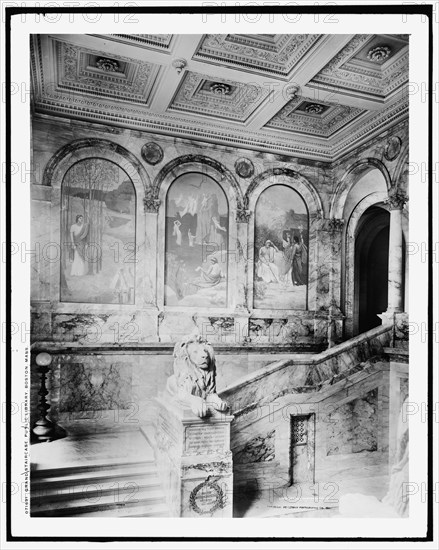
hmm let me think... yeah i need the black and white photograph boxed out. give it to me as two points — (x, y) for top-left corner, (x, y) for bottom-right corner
(1, 1), (437, 547)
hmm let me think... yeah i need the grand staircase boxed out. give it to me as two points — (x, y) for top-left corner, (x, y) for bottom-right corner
(31, 323), (405, 518)
(31, 429), (169, 517)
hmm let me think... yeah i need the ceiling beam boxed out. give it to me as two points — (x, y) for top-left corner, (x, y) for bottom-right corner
(148, 35), (203, 114)
(301, 84), (385, 111)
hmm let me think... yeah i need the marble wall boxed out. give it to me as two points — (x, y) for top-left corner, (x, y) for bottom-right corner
(222, 326), (393, 491)
(31, 115), (408, 350)
(30, 113), (408, 432)
(30, 347), (318, 428)
(326, 389), (378, 455)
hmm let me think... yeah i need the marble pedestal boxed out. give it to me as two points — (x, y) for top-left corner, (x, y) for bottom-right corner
(154, 395), (234, 517)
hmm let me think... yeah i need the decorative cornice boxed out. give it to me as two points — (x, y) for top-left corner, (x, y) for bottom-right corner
(35, 98), (335, 160)
(35, 95), (407, 163)
(106, 34), (173, 50)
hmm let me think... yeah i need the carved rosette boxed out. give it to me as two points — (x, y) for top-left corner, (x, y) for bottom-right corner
(234, 157), (254, 179)
(96, 57), (120, 72)
(386, 189), (408, 210)
(141, 142), (164, 166)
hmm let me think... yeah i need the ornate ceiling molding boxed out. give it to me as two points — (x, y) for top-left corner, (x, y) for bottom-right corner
(94, 34), (174, 50)
(30, 33), (409, 162)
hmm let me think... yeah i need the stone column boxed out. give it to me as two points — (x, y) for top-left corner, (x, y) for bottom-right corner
(386, 191), (408, 314)
(154, 395), (234, 517)
(327, 218), (345, 309)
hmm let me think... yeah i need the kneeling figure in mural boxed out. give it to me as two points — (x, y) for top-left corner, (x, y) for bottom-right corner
(166, 334), (228, 417)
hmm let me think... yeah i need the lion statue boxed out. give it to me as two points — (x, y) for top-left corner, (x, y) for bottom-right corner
(166, 333), (228, 418)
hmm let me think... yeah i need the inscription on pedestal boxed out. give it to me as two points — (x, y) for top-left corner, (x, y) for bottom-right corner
(185, 424), (228, 454)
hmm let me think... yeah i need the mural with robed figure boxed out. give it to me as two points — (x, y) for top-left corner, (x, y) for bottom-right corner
(253, 184), (308, 310)
(165, 173), (228, 307)
(60, 158), (136, 304)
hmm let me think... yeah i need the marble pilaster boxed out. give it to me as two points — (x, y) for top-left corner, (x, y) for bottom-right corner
(312, 218), (345, 344)
(234, 215), (251, 314)
(140, 211), (158, 308)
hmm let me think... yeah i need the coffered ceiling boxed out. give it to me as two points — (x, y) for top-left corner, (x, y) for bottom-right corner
(30, 33), (409, 161)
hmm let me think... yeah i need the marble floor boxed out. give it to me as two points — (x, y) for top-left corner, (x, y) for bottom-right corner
(31, 432), (391, 518)
(234, 451), (390, 518)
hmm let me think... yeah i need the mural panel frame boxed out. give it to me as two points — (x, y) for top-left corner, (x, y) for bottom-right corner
(38, 139), (149, 315)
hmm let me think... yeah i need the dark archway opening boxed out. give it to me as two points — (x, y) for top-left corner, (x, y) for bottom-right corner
(354, 206), (391, 334)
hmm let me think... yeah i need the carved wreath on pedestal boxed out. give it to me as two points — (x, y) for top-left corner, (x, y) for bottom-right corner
(189, 478), (226, 516)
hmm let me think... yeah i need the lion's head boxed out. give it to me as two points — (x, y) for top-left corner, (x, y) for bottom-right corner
(173, 334), (215, 373)
(166, 333), (227, 416)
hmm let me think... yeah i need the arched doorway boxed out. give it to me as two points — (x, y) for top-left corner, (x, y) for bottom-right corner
(354, 206), (391, 334)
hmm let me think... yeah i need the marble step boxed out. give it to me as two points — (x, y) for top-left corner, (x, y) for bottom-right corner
(31, 462), (158, 486)
(31, 486), (166, 517)
(31, 475), (162, 505)
(32, 459), (156, 479)
(67, 502), (171, 518)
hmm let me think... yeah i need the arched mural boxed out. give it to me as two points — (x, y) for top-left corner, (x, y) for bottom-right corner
(165, 172), (229, 307)
(60, 158), (136, 304)
(253, 184), (308, 310)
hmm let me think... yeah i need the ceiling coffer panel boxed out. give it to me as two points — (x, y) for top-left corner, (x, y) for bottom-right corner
(193, 34), (322, 77)
(54, 39), (161, 105)
(265, 96), (366, 138)
(168, 71), (271, 122)
(308, 34), (409, 99)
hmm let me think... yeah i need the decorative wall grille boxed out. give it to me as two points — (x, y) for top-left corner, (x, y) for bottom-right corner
(291, 416), (308, 445)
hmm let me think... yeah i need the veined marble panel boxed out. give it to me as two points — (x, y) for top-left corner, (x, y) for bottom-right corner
(59, 361), (132, 412)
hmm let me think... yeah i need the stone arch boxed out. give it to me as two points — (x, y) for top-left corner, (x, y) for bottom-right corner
(155, 156), (242, 310)
(245, 169), (321, 313)
(344, 192), (389, 337)
(42, 138), (151, 194)
(343, 189), (408, 337)
(245, 168), (323, 217)
(153, 155), (244, 210)
(42, 138), (151, 309)
(330, 158), (392, 219)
